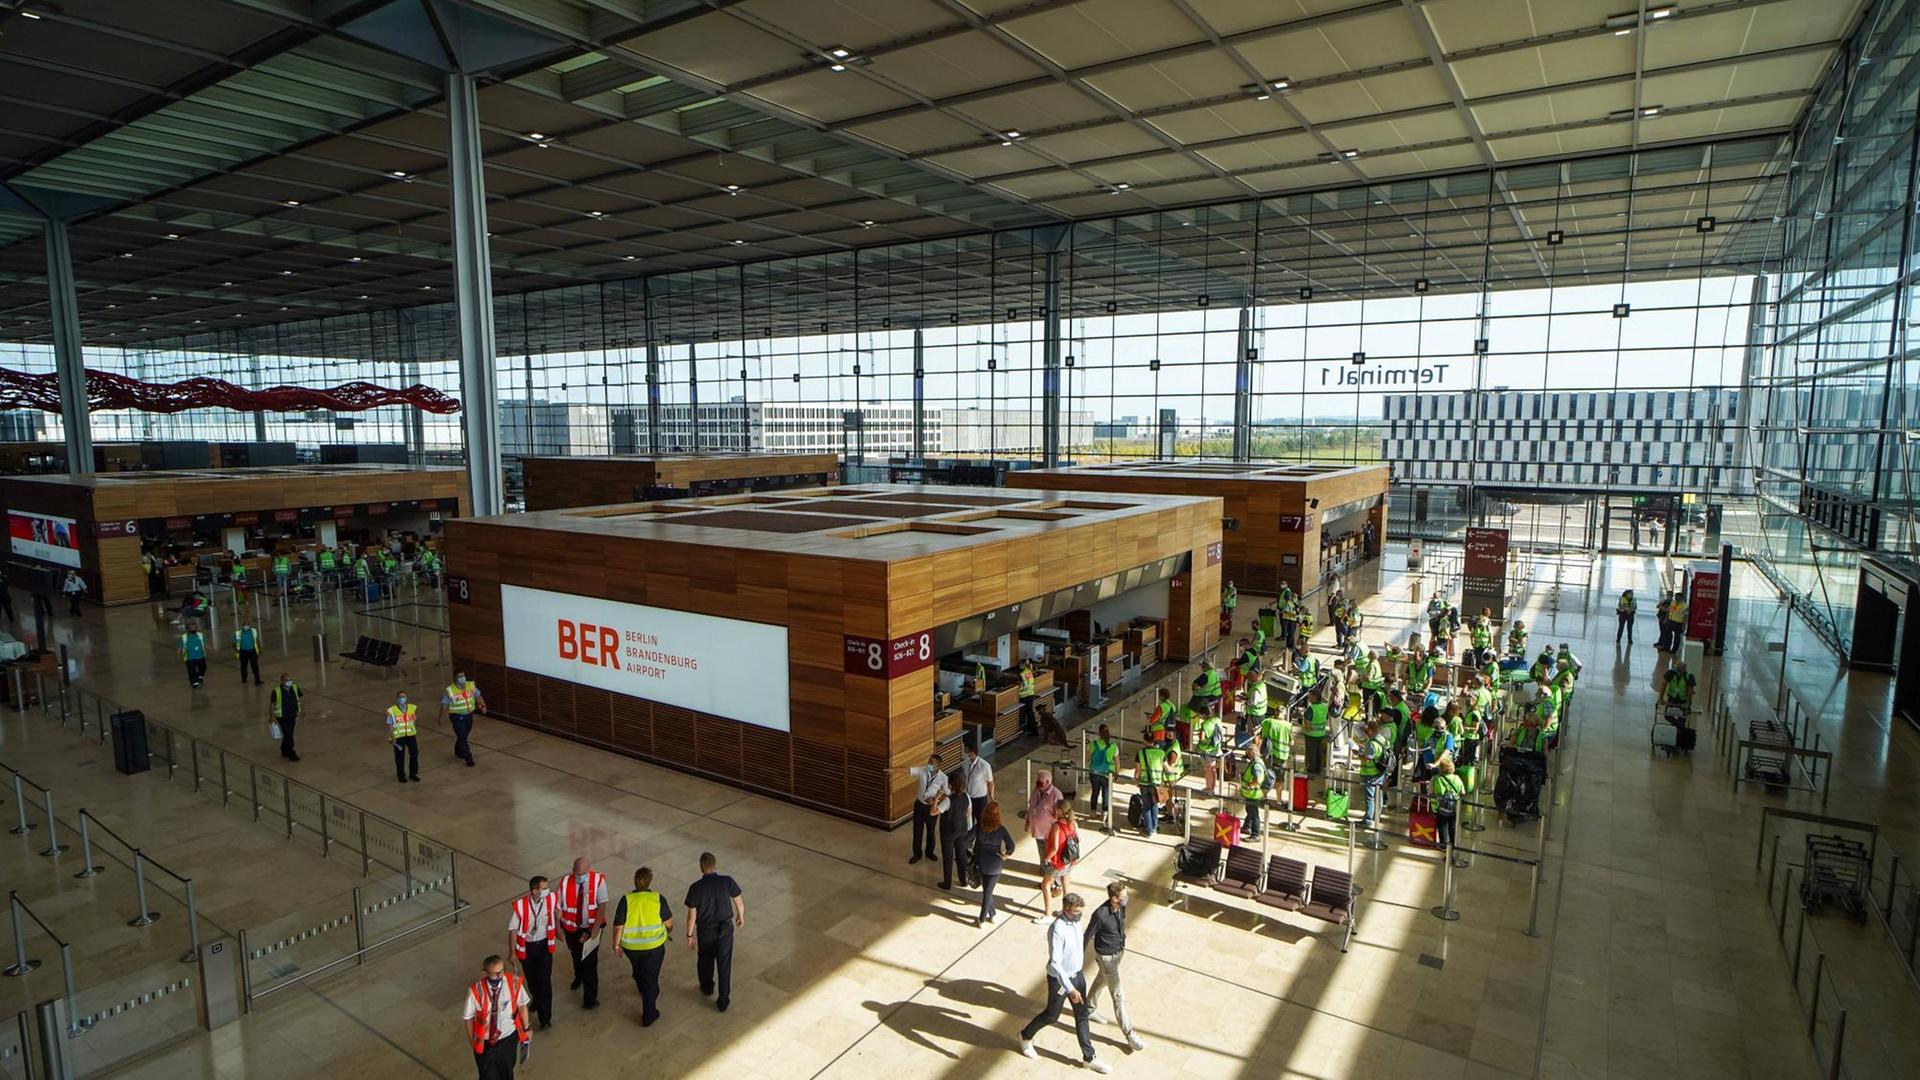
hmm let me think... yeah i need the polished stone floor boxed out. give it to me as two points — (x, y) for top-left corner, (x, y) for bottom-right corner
(1, 546), (1915, 1079)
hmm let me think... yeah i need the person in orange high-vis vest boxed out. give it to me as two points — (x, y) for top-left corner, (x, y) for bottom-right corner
(462, 954), (529, 1079)
(558, 858), (609, 1010)
(507, 876), (560, 1030)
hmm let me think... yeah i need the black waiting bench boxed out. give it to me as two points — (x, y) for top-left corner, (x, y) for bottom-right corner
(340, 636), (403, 673)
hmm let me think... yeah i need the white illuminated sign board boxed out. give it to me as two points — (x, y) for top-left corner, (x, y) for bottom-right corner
(500, 584), (790, 732)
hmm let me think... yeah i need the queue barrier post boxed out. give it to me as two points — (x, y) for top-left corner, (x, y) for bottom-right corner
(3, 893), (38, 976)
(128, 851), (160, 927)
(73, 811), (102, 878)
(1430, 849), (1460, 921)
(180, 879), (201, 964)
(8, 774), (33, 835)
(38, 790), (67, 857)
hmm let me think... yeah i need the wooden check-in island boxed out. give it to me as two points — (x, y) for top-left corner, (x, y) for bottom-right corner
(1008, 461), (1389, 596)
(0, 465), (467, 604)
(442, 483), (1221, 826)
(522, 452), (840, 510)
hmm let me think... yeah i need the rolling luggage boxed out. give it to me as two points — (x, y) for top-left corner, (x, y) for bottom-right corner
(1257, 607), (1277, 638)
(1213, 811), (1242, 847)
(1326, 789), (1350, 820)
(1292, 774), (1311, 812)
(1407, 793), (1439, 848)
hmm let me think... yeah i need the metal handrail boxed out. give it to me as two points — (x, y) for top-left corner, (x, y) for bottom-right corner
(242, 898), (468, 1002)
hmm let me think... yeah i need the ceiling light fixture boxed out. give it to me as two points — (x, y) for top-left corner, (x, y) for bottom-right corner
(623, 255), (637, 261)
(20, 8), (42, 18)
(1696, 215), (1716, 233)
(1113, 182), (1130, 191)
(997, 130), (1024, 147)
(826, 45), (851, 59)
(358, 294), (369, 300)
(588, 210), (605, 218)
(164, 233), (180, 240)
(391, 170), (409, 179)
(280, 270), (293, 276)
(1647, 6), (1676, 18)
(1641, 104), (1662, 117)
(731, 239), (746, 245)
(120, 252), (132, 258)
(220, 281), (232, 286)
(526, 132), (546, 141)
(349, 256), (362, 262)
(1341, 148), (1359, 158)
(283, 199), (299, 206)
(723, 184), (741, 193)
(861, 220), (875, 226)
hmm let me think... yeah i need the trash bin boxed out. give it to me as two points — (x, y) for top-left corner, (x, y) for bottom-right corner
(110, 710), (151, 775)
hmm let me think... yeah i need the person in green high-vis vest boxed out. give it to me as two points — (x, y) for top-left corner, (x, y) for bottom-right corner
(179, 621), (208, 689)
(1302, 688), (1331, 777)
(1088, 723), (1118, 817)
(234, 620), (262, 686)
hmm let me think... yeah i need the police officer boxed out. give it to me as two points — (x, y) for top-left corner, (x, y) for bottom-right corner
(683, 852), (744, 1013)
(268, 673), (301, 761)
(179, 620), (208, 689)
(442, 672), (487, 767)
(234, 619), (263, 686)
(614, 866), (673, 1026)
(386, 691), (421, 783)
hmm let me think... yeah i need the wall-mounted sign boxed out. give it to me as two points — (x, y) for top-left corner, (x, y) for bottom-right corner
(501, 584), (789, 731)
(233, 512), (260, 526)
(1687, 567), (1722, 643)
(1204, 541), (1222, 567)
(8, 510), (81, 568)
(164, 517), (191, 531)
(445, 575), (472, 605)
(91, 519), (139, 539)
(844, 630), (935, 678)
(274, 509), (298, 523)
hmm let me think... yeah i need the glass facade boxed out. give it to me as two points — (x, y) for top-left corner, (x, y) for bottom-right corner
(1752, 0), (1920, 650)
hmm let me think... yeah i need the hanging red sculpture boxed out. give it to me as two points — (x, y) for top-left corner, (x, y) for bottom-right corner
(0, 368), (461, 415)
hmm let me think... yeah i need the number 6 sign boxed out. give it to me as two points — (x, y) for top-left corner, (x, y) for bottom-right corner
(843, 630), (935, 678)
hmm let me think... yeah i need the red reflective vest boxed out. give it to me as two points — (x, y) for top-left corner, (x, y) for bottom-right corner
(510, 892), (559, 958)
(558, 871), (605, 932)
(466, 972), (529, 1053)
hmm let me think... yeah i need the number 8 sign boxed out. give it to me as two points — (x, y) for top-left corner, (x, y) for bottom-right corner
(844, 630), (936, 678)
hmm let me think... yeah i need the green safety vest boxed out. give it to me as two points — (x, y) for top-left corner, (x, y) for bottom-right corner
(1246, 679), (1268, 719)
(354, 558), (370, 579)
(1409, 660), (1434, 693)
(1090, 738), (1118, 776)
(270, 682), (298, 714)
(1619, 594), (1636, 613)
(1020, 671), (1035, 699)
(1472, 622), (1491, 648)
(1304, 702), (1329, 738)
(1138, 747), (1167, 785)
(1509, 629), (1527, 651)
(1664, 673), (1690, 702)
(1433, 772), (1467, 812)
(1515, 726), (1545, 752)
(1387, 703), (1412, 745)
(1196, 717), (1222, 755)
(1239, 759), (1267, 800)
(1197, 669), (1221, 696)
(235, 627), (257, 651)
(1222, 585), (1237, 610)
(1298, 658), (1319, 691)
(273, 556), (290, 574)
(1147, 701), (1174, 740)
(1361, 735), (1389, 777)
(318, 550), (336, 570)
(1251, 628), (1266, 653)
(1259, 715), (1290, 755)
(1360, 658), (1384, 690)
(179, 633), (205, 660)
(619, 891), (667, 951)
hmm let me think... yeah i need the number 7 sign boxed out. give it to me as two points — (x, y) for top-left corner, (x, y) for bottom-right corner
(843, 631), (935, 678)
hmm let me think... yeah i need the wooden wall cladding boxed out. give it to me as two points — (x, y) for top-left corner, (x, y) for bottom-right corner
(444, 484), (1221, 827)
(523, 454), (840, 511)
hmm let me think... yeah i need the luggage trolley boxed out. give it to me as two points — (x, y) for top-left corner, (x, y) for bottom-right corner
(1800, 834), (1870, 922)
(1651, 701), (1695, 756)
(1744, 717), (1792, 785)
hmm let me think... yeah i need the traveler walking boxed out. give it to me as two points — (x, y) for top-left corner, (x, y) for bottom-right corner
(441, 671), (487, 767)
(386, 691), (421, 783)
(1035, 805), (1080, 924)
(267, 673), (301, 761)
(61, 570), (85, 616)
(1082, 882), (1147, 1052)
(1017, 892), (1109, 1073)
(462, 955), (530, 1080)
(1026, 769), (1063, 864)
(558, 857), (607, 1011)
(614, 867), (673, 1026)
(972, 801), (1015, 927)
(683, 852), (744, 1013)
(508, 877), (559, 1029)
(940, 780), (974, 890)
(234, 619), (262, 685)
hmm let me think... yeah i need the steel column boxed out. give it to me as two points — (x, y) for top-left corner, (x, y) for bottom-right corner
(1232, 304), (1254, 462)
(912, 328), (926, 460)
(643, 281), (663, 455)
(1041, 251), (1063, 466)
(446, 72), (503, 516)
(248, 353), (269, 443)
(687, 343), (700, 451)
(44, 221), (93, 473)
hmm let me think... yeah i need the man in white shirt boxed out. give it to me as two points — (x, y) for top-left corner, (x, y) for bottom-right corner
(1018, 894), (1107, 1073)
(961, 739), (996, 822)
(461, 954), (530, 1079)
(894, 753), (951, 867)
(506, 876), (560, 1029)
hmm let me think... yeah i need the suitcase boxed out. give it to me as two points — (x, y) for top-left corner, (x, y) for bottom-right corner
(1127, 792), (1144, 829)
(1677, 725), (1697, 751)
(1292, 774), (1310, 812)
(1257, 607), (1277, 638)
(1652, 723), (1679, 749)
(1407, 794), (1440, 848)
(1213, 811), (1242, 848)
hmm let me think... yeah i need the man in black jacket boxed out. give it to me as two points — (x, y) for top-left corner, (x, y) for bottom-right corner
(268, 674), (301, 761)
(1083, 882), (1146, 1052)
(939, 774), (974, 890)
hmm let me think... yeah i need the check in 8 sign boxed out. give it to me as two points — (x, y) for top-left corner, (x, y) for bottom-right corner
(844, 630), (936, 678)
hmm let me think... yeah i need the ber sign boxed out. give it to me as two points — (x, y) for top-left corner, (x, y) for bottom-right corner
(500, 584), (790, 732)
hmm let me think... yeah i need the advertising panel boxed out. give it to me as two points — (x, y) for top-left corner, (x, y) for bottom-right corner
(8, 510), (81, 568)
(1687, 566), (1722, 643)
(500, 584), (790, 731)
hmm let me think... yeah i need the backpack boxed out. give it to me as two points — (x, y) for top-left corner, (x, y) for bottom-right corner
(1434, 781), (1460, 816)
(1060, 829), (1081, 865)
